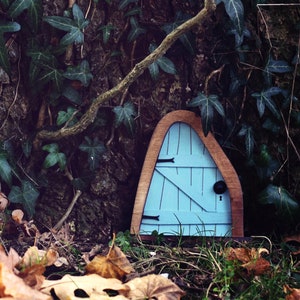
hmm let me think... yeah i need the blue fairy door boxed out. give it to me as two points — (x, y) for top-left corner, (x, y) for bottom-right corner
(140, 122), (232, 236)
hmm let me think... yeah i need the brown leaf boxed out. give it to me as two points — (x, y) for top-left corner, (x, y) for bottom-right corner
(0, 263), (50, 300)
(41, 273), (129, 299)
(20, 246), (58, 268)
(86, 245), (135, 280)
(285, 285), (300, 300)
(284, 234), (300, 244)
(125, 274), (186, 300)
(18, 264), (45, 289)
(0, 193), (9, 211)
(0, 246), (20, 271)
(225, 247), (270, 275)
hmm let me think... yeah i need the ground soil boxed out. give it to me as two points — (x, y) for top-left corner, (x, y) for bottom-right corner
(0, 0), (299, 259)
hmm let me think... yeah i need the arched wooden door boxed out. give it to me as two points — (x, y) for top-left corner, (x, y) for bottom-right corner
(131, 111), (244, 237)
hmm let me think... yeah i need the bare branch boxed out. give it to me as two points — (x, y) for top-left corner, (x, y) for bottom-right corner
(37, 0), (216, 141)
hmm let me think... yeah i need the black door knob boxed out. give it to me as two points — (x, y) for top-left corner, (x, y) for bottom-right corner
(213, 180), (227, 194)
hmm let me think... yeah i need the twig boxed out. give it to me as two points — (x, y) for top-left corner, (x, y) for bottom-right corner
(53, 189), (82, 231)
(53, 167), (82, 231)
(36, 0), (216, 141)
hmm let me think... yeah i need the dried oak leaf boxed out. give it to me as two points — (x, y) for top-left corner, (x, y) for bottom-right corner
(17, 246), (59, 289)
(86, 245), (135, 280)
(125, 274), (186, 300)
(225, 247), (270, 275)
(0, 262), (50, 300)
(41, 273), (129, 299)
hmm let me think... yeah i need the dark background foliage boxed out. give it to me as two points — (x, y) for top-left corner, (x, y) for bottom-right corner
(0, 0), (299, 244)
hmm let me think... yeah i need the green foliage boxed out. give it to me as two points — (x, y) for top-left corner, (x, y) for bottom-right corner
(0, 153), (12, 186)
(42, 143), (67, 171)
(63, 60), (93, 87)
(56, 107), (80, 127)
(162, 11), (195, 55)
(148, 44), (177, 80)
(79, 137), (106, 171)
(238, 124), (254, 158)
(98, 24), (115, 44)
(113, 101), (137, 136)
(251, 87), (282, 119)
(8, 180), (39, 218)
(43, 4), (89, 46)
(26, 49), (63, 93)
(0, 21), (20, 74)
(118, 0), (137, 10)
(114, 231), (132, 253)
(258, 184), (299, 217)
(127, 17), (145, 42)
(187, 92), (225, 136)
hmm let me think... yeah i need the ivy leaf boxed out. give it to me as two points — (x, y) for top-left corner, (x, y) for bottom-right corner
(162, 11), (195, 55)
(8, 180), (39, 218)
(42, 143), (66, 171)
(72, 170), (95, 191)
(187, 92), (224, 136)
(265, 56), (293, 74)
(98, 24), (115, 44)
(238, 124), (254, 158)
(0, 21), (21, 33)
(38, 67), (63, 92)
(258, 184), (299, 219)
(228, 27), (250, 47)
(56, 107), (79, 126)
(0, 21), (21, 74)
(27, 0), (43, 33)
(157, 56), (177, 75)
(43, 4), (89, 46)
(127, 17), (145, 42)
(43, 16), (75, 31)
(7, 0), (31, 18)
(79, 137), (106, 171)
(118, 0), (138, 10)
(251, 87), (281, 119)
(221, 0), (244, 36)
(0, 154), (12, 186)
(262, 118), (281, 134)
(148, 43), (176, 79)
(113, 101), (137, 136)
(63, 60), (93, 87)
(148, 61), (160, 80)
(62, 85), (82, 105)
(60, 27), (84, 45)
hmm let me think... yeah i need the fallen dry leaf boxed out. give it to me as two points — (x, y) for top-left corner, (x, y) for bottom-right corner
(0, 262), (50, 300)
(0, 247), (20, 272)
(86, 245), (135, 280)
(20, 246), (58, 268)
(41, 273), (129, 299)
(284, 234), (300, 244)
(18, 264), (45, 289)
(125, 274), (186, 300)
(16, 246), (60, 289)
(225, 247), (270, 275)
(284, 285), (300, 299)
(0, 193), (9, 211)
